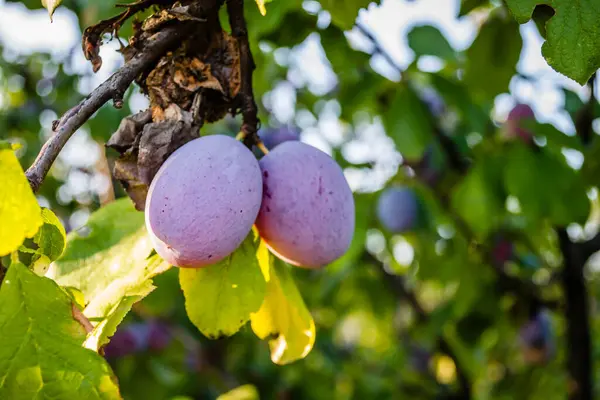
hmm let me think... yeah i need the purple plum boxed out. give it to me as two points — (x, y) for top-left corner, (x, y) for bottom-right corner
(491, 236), (514, 268)
(376, 187), (420, 233)
(104, 321), (172, 359)
(255, 141), (355, 268)
(504, 104), (535, 143)
(259, 126), (300, 150)
(519, 309), (555, 365)
(146, 134), (263, 268)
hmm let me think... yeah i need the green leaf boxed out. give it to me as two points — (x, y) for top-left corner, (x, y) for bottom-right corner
(504, 144), (590, 225)
(464, 10), (522, 100)
(0, 146), (42, 257)
(320, 0), (377, 30)
(505, 0), (600, 84)
(250, 258), (316, 365)
(179, 230), (267, 339)
(407, 25), (456, 62)
(0, 263), (120, 399)
(33, 208), (67, 262)
(383, 84), (434, 161)
(451, 155), (506, 239)
(46, 199), (170, 351)
(217, 384), (259, 400)
(41, 0), (61, 21)
(459, 0), (489, 16)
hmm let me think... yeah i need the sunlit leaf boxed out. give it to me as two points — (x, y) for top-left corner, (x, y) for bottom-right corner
(217, 384), (259, 400)
(41, 0), (61, 21)
(251, 258), (315, 365)
(180, 230), (267, 339)
(46, 199), (170, 351)
(34, 208), (67, 262)
(0, 144), (42, 257)
(0, 263), (120, 399)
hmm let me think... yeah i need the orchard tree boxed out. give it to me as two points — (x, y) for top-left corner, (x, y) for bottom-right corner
(1, 1), (600, 400)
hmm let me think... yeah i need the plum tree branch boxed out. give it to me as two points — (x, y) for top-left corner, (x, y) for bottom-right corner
(25, 23), (194, 192)
(556, 74), (597, 400)
(557, 228), (592, 400)
(355, 22), (403, 78)
(226, 0), (261, 149)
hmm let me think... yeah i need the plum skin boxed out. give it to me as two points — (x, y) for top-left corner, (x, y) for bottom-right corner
(259, 126), (299, 150)
(376, 187), (419, 233)
(145, 134), (263, 268)
(255, 141), (355, 268)
(505, 104), (535, 142)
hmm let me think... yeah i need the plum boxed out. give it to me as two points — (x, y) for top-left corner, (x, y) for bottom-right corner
(504, 104), (535, 142)
(376, 187), (420, 233)
(145, 134), (263, 268)
(255, 141), (355, 267)
(519, 309), (555, 365)
(491, 235), (514, 268)
(259, 126), (299, 150)
(104, 320), (172, 359)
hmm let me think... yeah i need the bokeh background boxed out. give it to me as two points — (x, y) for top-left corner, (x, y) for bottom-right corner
(1, 0), (599, 398)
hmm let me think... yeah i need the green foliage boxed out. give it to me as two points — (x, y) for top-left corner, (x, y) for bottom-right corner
(3, 0), (600, 398)
(407, 25), (457, 62)
(464, 10), (522, 100)
(47, 199), (170, 350)
(503, 144), (590, 225)
(505, 0), (600, 84)
(0, 144), (42, 257)
(33, 208), (67, 262)
(451, 155), (505, 239)
(383, 84), (434, 161)
(320, 0), (378, 30)
(179, 230), (267, 339)
(217, 384), (259, 400)
(0, 263), (120, 399)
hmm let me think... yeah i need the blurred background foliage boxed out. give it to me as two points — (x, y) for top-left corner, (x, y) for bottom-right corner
(2, 0), (600, 398)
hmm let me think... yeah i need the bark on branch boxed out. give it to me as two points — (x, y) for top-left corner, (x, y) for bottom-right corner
(26, 23), (194, 192)
(226, 0), (260, 149)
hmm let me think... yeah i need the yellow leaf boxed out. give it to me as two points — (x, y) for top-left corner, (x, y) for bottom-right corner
(255, 0), (267, 16)
(41, 0), (62, 21)
(250, 257), (315, 365)
(0, 147), (42, 256)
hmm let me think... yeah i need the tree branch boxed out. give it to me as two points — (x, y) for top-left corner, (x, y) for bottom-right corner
(355, 22), (402, 78)
(576, 73), (596, 146)
(557, 228), (592, 400)
(25, 23), (194, 192)
(226, 0), (260, 149)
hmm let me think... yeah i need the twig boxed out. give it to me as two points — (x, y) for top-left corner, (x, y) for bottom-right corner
(575, 73), (596, 146)
(355, 22), (402, 77)
(363, 253), (471, 399)
(25, 23), (193, 192)
(227, 0), (260, 149)
(557, 228), (592, 400)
